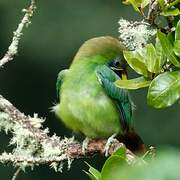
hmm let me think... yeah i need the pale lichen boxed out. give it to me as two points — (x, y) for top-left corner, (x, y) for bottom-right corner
(0, 107), (75, 172)
(29, 113), (45, 128)
(118, 19), (156, 50)
(0, 0), (36, 67)
(0, 112), (14, 133)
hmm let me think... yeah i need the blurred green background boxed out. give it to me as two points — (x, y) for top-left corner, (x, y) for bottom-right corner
(0, 0), (179, 179)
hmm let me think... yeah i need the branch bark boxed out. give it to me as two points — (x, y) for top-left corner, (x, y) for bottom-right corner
(0, 0), (36, 67)
(0, 95), (136, 170)
(12, 168), (21, 180)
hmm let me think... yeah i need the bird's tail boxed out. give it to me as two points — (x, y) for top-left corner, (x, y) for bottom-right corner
(117, 129), (145, 153)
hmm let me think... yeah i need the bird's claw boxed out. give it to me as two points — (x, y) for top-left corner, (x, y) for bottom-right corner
(82, 137), (90, 154)
(142, 146), (156, 161)
(104, 134), (117, 157)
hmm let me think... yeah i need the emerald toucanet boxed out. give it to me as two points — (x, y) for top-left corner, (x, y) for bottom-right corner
(54, 36), (144, 152)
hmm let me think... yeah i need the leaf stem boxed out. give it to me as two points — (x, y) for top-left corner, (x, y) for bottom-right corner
(12, 168), (21, 180)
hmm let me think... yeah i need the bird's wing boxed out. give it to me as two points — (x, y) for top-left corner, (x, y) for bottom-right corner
(56, 69), (69, 99)
(96, 65), (133, 132)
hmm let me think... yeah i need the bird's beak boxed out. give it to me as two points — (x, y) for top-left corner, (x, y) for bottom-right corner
(110, 66), (128, 80)
(110, 66), (124, 71)
(121, 70), (128, 80)
(108, 59), (128, 79)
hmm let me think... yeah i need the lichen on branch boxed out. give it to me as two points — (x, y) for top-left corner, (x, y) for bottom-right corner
(0, 0), (36, 67)
(0, 95), (136, 172)
(118, 19), (156, 50)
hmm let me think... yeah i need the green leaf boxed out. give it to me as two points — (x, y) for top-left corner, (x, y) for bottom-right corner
(101, 155), (127, 180)
(155, 38), (166, 67)
(167, 31), (175, 44)
(115, 76), (151, 89)
(100, 147), (128, 180)
(157, 30), (180, 67)
(161, 8), (180, 16)
(174, 40), (180, 57)
(84, 171), (97, 180)
(122, 0), (141, 12)
(175, 20), (180, 41)
(172, 15), (180, 27)
(158, 0), (165, 10)
(141, 0), (150, 8)
(112, 146), (126, 157)
(123, 50), (149, 77)
(85, 163), (101, 180)
(147, 71), (180, 108)
(100, 149), (180, 180)
(167, 0), (180, 8)
(146, 44), (161, 73)
(136, 47), (147, 64)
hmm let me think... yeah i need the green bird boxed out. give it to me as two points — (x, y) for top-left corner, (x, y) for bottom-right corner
(54, 36), (144, 152)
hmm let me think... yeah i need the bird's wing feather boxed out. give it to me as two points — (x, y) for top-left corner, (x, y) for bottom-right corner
(56, 69), (69, 99)
(96, 65), (133, 132)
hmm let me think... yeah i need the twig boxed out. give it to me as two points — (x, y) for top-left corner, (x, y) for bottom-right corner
(147, 0), (160, 24)
(12, 168), (21, 180)
(0, 0), (36, 67)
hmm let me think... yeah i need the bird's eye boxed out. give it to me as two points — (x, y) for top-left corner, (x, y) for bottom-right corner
(114, 61), (120, 67)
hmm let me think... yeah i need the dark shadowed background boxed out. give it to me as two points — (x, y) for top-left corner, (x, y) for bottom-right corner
(0, 0), (179, 179)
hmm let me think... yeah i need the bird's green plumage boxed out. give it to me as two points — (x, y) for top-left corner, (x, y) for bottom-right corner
(56, 69), (68, 99)
(96, 65), (133, 131)
(55, 36), (133, 138)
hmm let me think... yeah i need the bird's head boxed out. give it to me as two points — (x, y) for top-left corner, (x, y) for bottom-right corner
(73, 36), (125, 62)
(73, 36), (127, 79)
(108, 57), (128, 79)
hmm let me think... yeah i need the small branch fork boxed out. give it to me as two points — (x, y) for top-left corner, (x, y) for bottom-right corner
(144, 0), (177, 33)
(147, 0), (160, 24)
(0, 0), (36, 67)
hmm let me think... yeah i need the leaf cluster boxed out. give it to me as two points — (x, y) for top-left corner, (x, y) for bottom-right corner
(122, 0), (180, 16)
(86, 147), (180, 180)
(116, 1), (180, 108)
(85, 146), (128, 180)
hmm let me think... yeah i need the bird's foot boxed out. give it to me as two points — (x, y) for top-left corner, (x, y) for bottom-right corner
(104, 134), (117, 157)
(82, 137), (90, 155)
(142, 146), (156, 161)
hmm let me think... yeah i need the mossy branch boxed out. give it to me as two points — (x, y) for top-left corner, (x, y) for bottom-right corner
(0, 95), (136, 172)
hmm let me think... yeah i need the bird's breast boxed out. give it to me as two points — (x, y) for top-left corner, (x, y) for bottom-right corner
(56, 66), (121, 137)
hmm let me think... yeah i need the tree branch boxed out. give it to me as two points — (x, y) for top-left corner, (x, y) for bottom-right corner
(0, 95), (136, 171)
(12, 168), (21, 180)
(0, 0), (36, 68)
